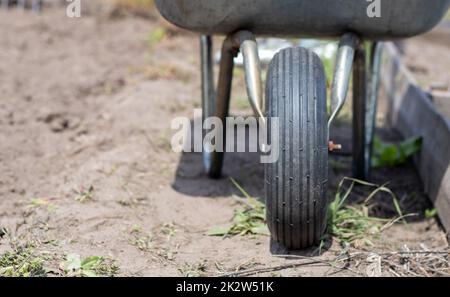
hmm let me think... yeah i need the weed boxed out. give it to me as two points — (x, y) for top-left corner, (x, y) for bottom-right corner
(327, 177), (406, 247)
(372, 136), (422, 168)
(178, 261), (207, 277)
(147, 27), (166, 48)
(130, 225), (142, 233)
(27, 198), (57, 212)
(129, 225), (177, 261)
(0, 247), (47, 277)
(207, 178), (269, 237)
(160, 223), (176, 239)
(132, 234), (154, 252)
(117, 197), (145, 207)
(74, 185), (94, 203)
(425, 208), (438, 219)
(61, 254), (119, 277)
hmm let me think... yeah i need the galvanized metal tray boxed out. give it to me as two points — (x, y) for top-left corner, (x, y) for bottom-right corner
(156, 0), (450, 39)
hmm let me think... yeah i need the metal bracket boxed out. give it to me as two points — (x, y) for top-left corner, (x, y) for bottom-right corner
(328, 33), (359, 129)
(199, 31), (265, 175)
(237, 33), (265, 122)
(201, 31), (265, 125)
(364, 42), (384, 174)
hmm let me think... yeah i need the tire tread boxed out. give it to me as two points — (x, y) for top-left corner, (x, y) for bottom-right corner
(265, 47), (328, 249)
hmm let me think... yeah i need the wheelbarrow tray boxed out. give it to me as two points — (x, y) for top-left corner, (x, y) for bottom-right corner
(156, 0), (450, 39)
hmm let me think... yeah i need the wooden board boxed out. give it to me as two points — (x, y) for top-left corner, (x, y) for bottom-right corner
(381, 43), (450, 235)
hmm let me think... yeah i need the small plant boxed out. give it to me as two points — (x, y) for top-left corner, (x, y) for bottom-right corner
(0, 247), (47, 277)
(27, 198), (57, 212)
(160, 223), (177, 239)
(207, 178), (269, 237)
(74, 185), (94, 203)
(147, 27), (166, 48)
(61, 254), (119, 277)
(327, 177), (406, 246)
(178, 261), (207, 277)
(132, 234), (154, 252)
(425, 208), (438, 219)
(129, 226), (177, 261)
(372, 136), (422, 168)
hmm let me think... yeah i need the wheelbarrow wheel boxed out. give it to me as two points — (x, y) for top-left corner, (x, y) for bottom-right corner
(265, 47), (328, 249)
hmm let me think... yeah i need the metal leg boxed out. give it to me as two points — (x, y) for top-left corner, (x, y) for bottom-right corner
(239, 34), (265, 121)
(352, 44), (368, 179)
(365, 42), (383, 178)
(200, 36), (214, 125)
(328, 33), (359, 129)
(200, 35), (215, 173)
(200, 30), (264, 177)
(200, 34), (237, 178)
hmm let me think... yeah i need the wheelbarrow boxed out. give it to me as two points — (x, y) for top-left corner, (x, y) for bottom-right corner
(156, 0), (450, 249)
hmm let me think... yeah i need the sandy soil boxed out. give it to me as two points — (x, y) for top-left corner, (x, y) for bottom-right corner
(403, 23), (450, 118)
(0, 7), (448, 276)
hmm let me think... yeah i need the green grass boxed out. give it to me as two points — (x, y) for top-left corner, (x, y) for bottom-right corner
(1, 248), (119, 277)
(147, 27), (166, 48)
(425, 208), (438, 219)
(372, 136), (422, 168)
(61, 254), (119, 277)
(207, 176), (409, 247)
(74, 185), (95, 203)
(27, 198), (57, 212)
(0, 247), (47, 277)
(207, 178), (269, 237)
(129, 224), (178, 261)
(327, 177), (407, 247)
(178, 261), (207, 277)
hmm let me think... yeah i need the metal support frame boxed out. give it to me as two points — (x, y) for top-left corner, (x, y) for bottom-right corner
(328, 34), (383, 180)
(1, 0), (42, 12)
(239, 35), (265, 121)
(201, 30), (381, 180)
(365, 42), (383, 177)
(200, 35), (215, 172)
(201, 31), (265, 123)
(200, 30), (264, 176)
(328, 33), (359, 129)
(352, 43), (367, 179)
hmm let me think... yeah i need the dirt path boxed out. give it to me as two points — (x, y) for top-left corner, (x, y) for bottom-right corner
(0, 7), (448, 277)
(403, 23), (450, 118)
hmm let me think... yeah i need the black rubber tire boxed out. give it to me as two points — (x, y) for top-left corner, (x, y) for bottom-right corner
(265, 47), (329, 249)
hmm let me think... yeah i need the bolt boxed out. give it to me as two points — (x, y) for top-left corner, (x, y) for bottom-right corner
(328, 141), (342, 152)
